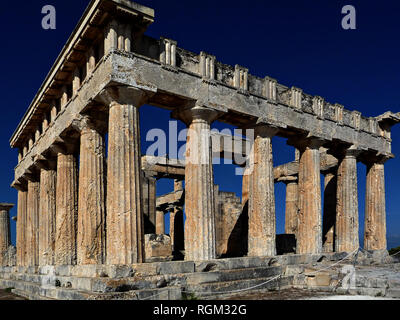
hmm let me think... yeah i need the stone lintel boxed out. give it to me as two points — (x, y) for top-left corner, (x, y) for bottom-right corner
(156, 190), (184, 210)
(96, 85), (156, 108)
(277, 176), (298, 183)
(256, 116), (287, 133)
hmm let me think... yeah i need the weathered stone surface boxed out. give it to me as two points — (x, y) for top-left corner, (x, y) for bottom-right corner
(336, 149), (359, 252)
(103, 88), (147, 265)
(248, 126), (277, 257)
(39, 168), (57, 266)
(55, 153), (78, 265)
(296, 140), (323, 254)
(145, 234), (173, 262)
(364, 161), (387, 250)
(0, 204), (14, 266)
(281, 177), (298, 236)
(77, 121), (106, 265)
(27, 181), (40, 266)
(16, 190), (27, 266)
(178, 105), (218, 261)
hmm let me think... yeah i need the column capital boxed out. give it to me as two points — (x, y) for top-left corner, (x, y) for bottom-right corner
(247, 116), (286, 138)
(48, 136), (78, 155)
(360, 152), (393, 166)
(33, 154), (57, 171)
(97, 85), (156, 107)
(172, 103), (224, 126)
(11, 179), (28, 192)
(0, 203), (14, 212)
(254, 125), (279, 139)
(71, 114), (107, 135)
(328, 144), (362, 161)
(22, 168), (40, 183)
(287, 135), (326, 152)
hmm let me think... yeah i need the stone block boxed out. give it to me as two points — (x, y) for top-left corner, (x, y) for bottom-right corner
(145, 234), (173, 261)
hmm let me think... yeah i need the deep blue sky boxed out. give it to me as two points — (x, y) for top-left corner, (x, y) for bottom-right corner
(1, 0), (400, 249)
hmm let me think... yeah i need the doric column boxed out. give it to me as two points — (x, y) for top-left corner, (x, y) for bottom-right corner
(322, 170), (337, 253)
(364, 159), (387, 251)
(170, 206), (184, 253)
(0, 203), (14, 266)
(16, 184), (28, 266)
(142, 173), (157, 234)
(38, 161), (57, 266)
(55, 152), (78, 265)
(336, 147), (360, 252)
(293, 138), (324, 254)
(99, 87), (151, 265)
(75, 116), (106, 265)
(27, 179), (40, 266)
(175, 104), (219, 261)
(248, 125), (277, 257)
(281, 177), (298, 236)
(156, 209), (165, 235)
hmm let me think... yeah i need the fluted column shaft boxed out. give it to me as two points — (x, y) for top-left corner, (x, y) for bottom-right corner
(106, 102), (145, 265)
(77, 125), (106, 265)
(297, 141), (322, 254)
(323, 172), (337, 253)
(248, 126), (277, 257)
(27, 180), (40, 266)
(39, 168), (57, 266)
(143, 175), (156, 234)
(284, 179), (299, 235)
(55, 153), (78, 265)
(170, 206), (184, 253)
(16, 190), (28, 266)
(0, 209), (11, 266)
(183, 106), (217, 261)
(336, 151), (359, 252)
(364, 162), (387, 250)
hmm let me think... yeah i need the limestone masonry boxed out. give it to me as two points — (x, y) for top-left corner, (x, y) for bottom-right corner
(1, 0), (400, 300)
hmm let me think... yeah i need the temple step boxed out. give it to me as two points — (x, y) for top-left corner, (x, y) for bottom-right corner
(184, 275), (295, 300)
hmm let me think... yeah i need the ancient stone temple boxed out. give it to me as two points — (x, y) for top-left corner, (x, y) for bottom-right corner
(1, 0), (399, 300)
